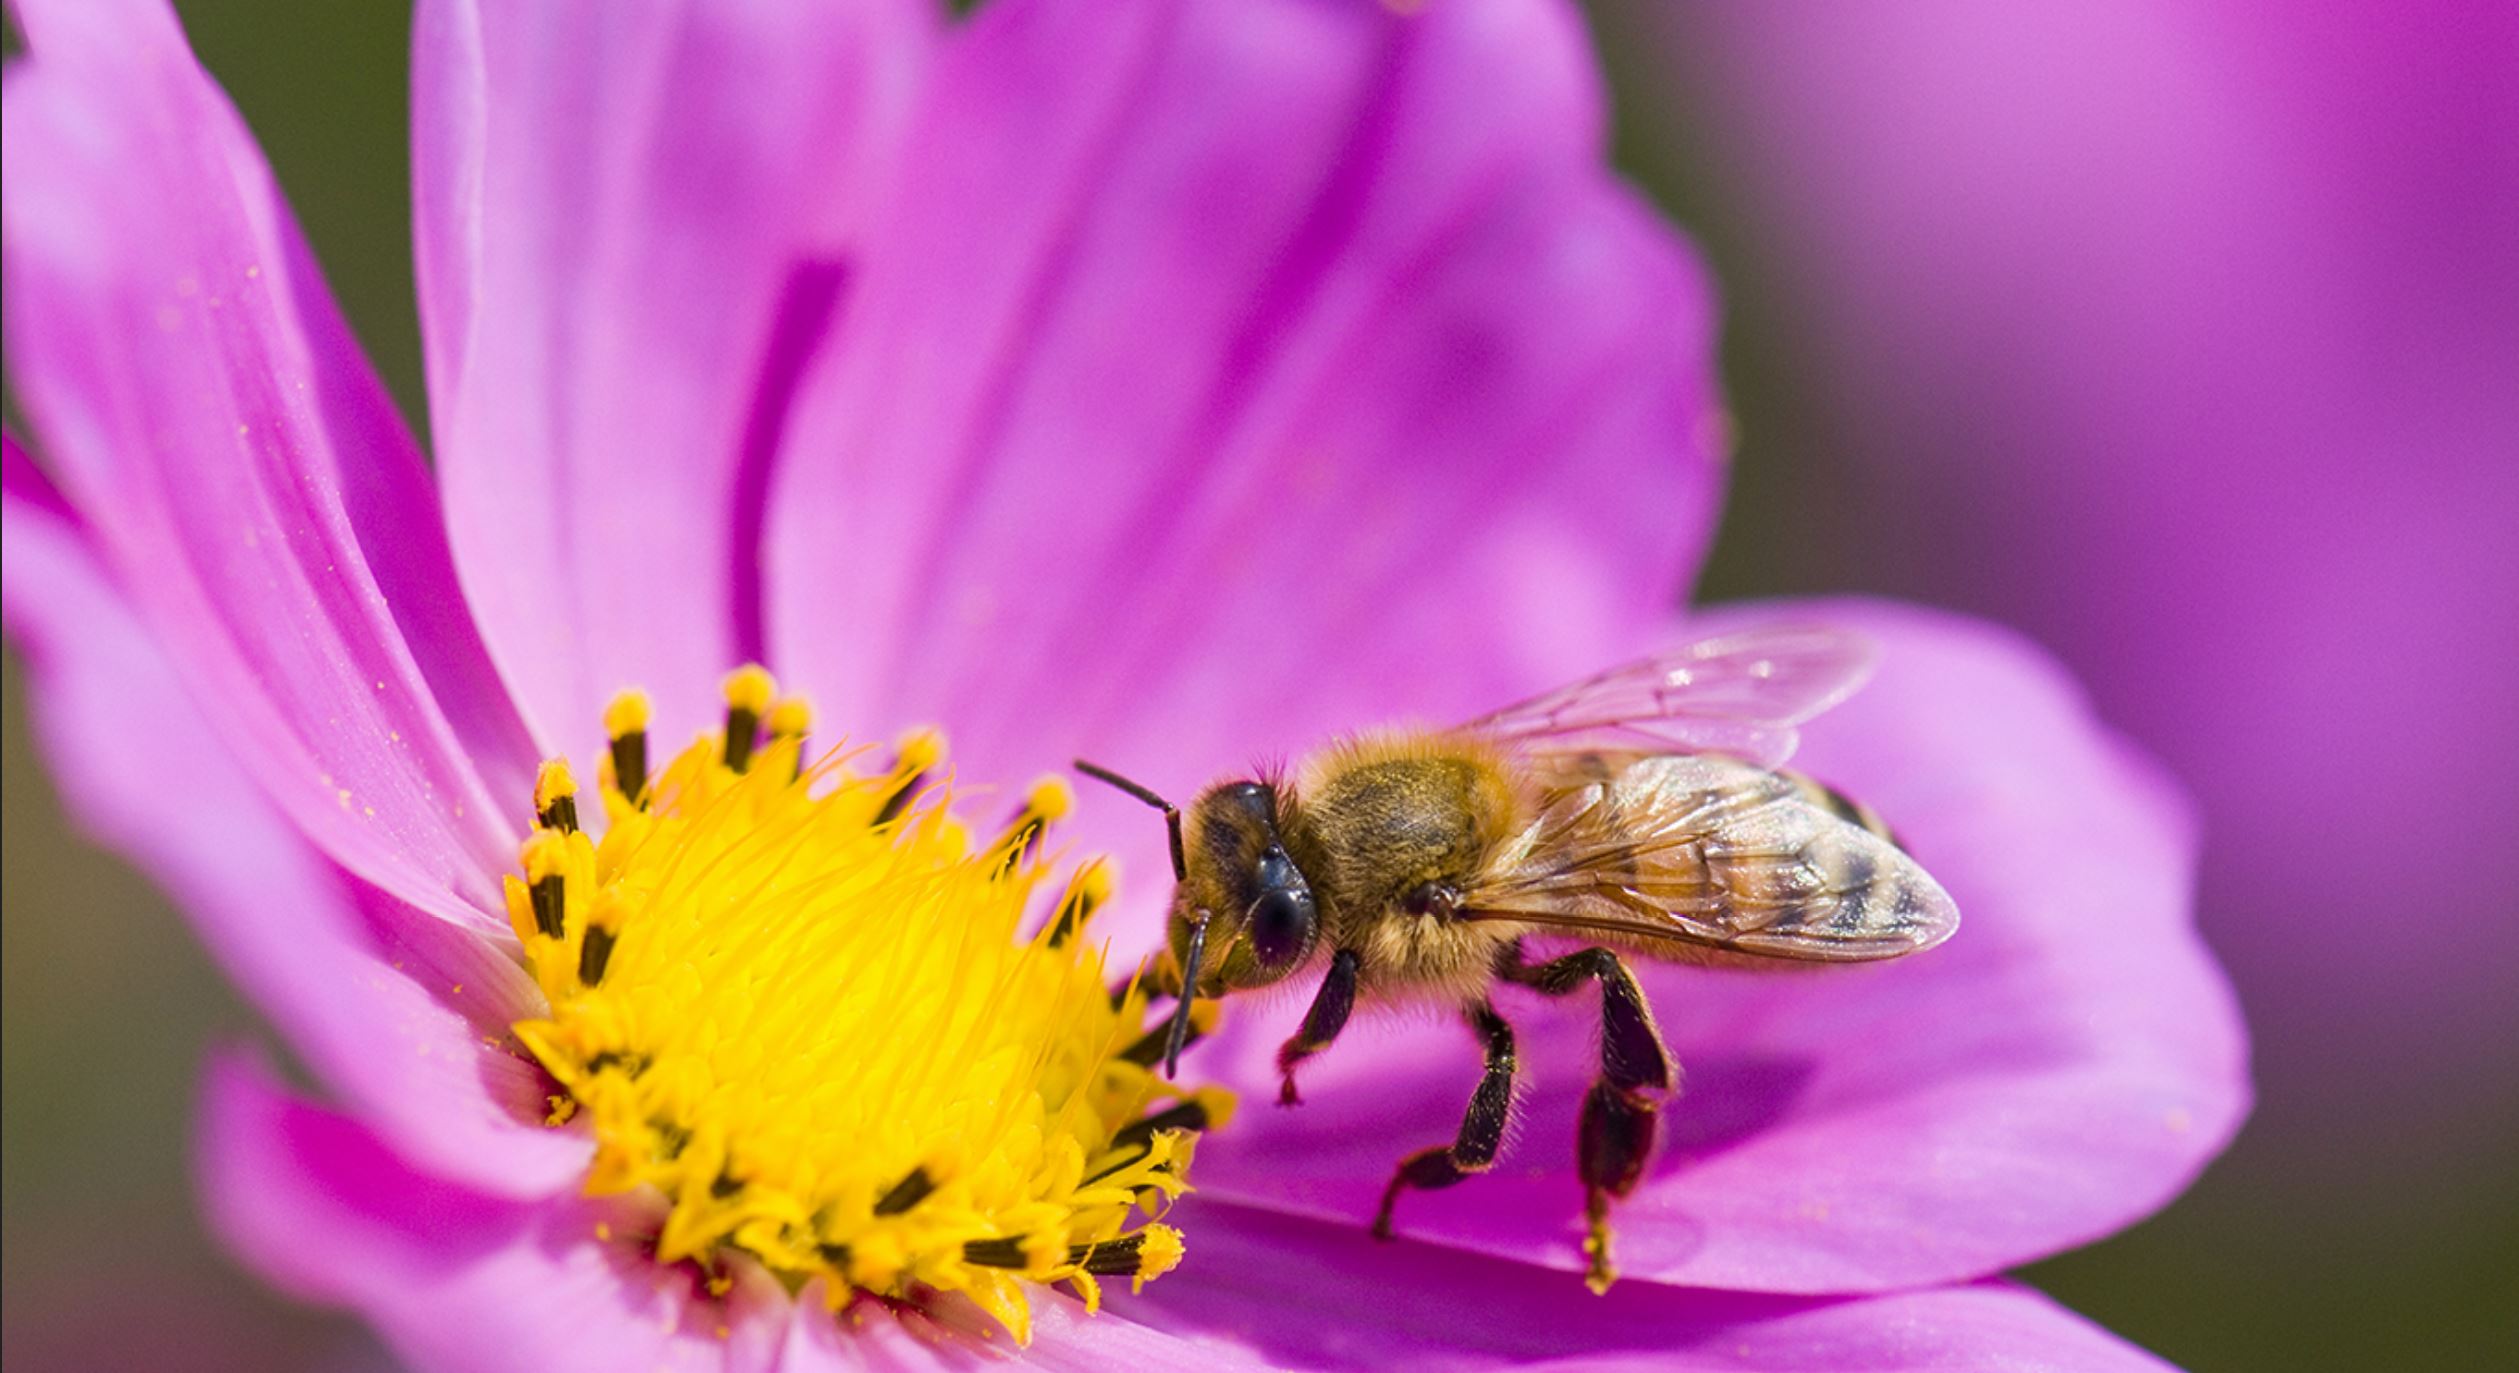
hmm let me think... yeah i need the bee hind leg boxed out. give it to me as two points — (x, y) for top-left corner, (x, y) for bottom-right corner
(1500, 944), (1675, 1293)
(1371, 1001), (1516, 1240)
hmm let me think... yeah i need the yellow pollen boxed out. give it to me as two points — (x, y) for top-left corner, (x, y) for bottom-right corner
(533, 757), (577, 810)
(602, 688), (654, 739)
(533, 757), (580, 831)
(1024, 775), (1075, 824)
(508, 698), (1219, 1343)
(721, 664), (776, 716)
(601, 689), (655, 805)
(1046, 859), (1116, 947)
(519, 826), (569, 881)
(890, 726), (945, 776)
(1133, 1222), (1186, 1283)
(766, 695), (814, 739)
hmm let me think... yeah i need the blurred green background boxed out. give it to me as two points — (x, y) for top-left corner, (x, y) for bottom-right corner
(5, 4), (2513, 1371)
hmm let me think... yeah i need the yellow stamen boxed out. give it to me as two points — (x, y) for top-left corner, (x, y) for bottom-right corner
(720, 664), (776, 716)
(1131, 1222), (1186, 1286)
(766, 695), (814, 740)
(718, 665), (777, 772)
(987, 775), (1075, 874)
(1046, 859), (1115, 946)
(533, 757), (580, 832)
(1024, 775), (1075, 824)
(870, 727), (944, 828)
(601, 689), (654, 739)
(890, 726), (945, 776)
(510, 698), (1218, 1343)
(602, 689), (654, 805)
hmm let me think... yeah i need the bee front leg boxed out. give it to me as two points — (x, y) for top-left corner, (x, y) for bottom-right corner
(1275, 948), (1360, 1106)
(1371, 1001), (1517, 1240)
(1500, 943), (1675, 1293)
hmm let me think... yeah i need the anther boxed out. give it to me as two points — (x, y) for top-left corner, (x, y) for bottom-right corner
(872, 728), (943, 827)
(872, 1166), (936, 1216)
(534, 757), (580, 833)
(1085, 1089), (1235, 1191)
(652, 1119), (692, 1159)
(1046, 860), (1113, 947)
(721, 665), (775, 772)
(521, 829), (569, 940)
(990, 776), (1073, 873)
(961, 1237), (1028, 1269)
(1110, 1087), (1234, 1152)
(1119, 1000), (1218, 1066)
(603, 689), (652, 805)
(766, 695), (814, 780)
(1072, 1226), (1185, 1281)
(960, 1234), (1062, 1273)
(578, 889), (626, 988)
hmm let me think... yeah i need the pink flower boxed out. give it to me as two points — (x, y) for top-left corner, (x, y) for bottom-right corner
(2, 1), (2243, 1368)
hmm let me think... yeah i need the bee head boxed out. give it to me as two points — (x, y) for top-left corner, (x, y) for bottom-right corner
(1171, 779), (1320, 999)
(1072, 760), (1317, 1078)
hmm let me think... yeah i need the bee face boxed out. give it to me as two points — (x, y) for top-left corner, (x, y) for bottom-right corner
(1171, 780), (1319, 995)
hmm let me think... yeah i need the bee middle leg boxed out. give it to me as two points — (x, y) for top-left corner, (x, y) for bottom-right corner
(1371, 1001), (1516, 1241)
(1499, 942), (1674, 1293)
(1275, 948), (1361, 1106)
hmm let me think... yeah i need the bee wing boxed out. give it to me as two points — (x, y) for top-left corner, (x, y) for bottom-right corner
(1460, 625), (1879, 768)
(1462, 754), (1958, 962)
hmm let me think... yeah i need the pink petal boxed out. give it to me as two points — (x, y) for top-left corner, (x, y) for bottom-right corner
(413, 0), (936, 743)
(201, 1053), (788, 1373)
(774, 1281), (1280, 1373)
(1192, 599), (2247, 1294)
(204, 1057), (2167, 1372)
(1132, 1198), (2173, 1371)
(2, 0), (538, 929)
(1, 429), (75, 522)
(3, 471), (587, 1198)
(766, 0), (1722, 905)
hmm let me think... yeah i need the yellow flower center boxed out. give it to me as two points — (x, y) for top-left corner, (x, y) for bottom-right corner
(504, 667), (1228, 1342)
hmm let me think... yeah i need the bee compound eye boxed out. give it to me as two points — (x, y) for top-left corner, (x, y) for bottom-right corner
(1248, 888), (1316, 969)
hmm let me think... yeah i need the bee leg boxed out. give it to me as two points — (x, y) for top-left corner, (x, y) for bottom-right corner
(1500, 944), (1675, 1293)
(1275, 948), (1360, 1106)
(1371, 1001), (1516, 1240)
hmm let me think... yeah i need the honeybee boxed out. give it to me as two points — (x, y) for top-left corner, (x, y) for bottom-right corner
(1076, 624), (1958, 1292)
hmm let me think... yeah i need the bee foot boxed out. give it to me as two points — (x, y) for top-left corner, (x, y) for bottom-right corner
(1371, 1179), (1402, 1240)
(1582, 1188), (1618, 1294)
(1277, 1073), (1304, 1107)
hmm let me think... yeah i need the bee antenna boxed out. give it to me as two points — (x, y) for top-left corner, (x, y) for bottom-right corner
(1073, 759), (1170, 810)
(1163, 910), (1211, 1079)
(1074, 759), (1186, 883)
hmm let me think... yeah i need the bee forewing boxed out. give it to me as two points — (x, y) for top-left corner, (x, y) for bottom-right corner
(1465, 754), (1959, 963)
(1461, 624), (1879, 769)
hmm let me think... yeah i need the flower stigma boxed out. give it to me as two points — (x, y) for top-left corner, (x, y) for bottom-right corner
(506, 667), (1230, 1342)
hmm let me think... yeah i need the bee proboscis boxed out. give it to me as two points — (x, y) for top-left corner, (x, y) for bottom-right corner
(1077, 624), (1959, 1292)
